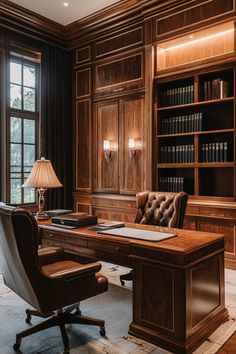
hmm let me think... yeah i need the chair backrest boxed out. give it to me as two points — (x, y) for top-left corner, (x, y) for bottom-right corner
(135, 191), (188, 228)
(0, 203), (42, 310)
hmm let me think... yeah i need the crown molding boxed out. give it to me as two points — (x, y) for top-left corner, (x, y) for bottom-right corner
(66, 0), (142, 48)
(0, 0), (194, 50)
(0, 0), (67, 48)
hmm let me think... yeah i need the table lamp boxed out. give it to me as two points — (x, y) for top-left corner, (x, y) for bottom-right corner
(22, 157), (62, 220)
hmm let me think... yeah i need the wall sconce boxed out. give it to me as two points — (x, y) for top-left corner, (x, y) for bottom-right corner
(128, 138), (136, 158)
(103, 139), (111, 162)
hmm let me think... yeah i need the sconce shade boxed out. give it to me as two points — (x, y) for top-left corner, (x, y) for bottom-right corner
(103, 139), (111, 151)
(128, 138), (136, 150)
(22, 157), (62, 188)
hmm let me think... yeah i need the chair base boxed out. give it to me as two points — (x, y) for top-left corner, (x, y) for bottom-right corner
(14, 305), (106, 354)
(120, 270), (133, 286)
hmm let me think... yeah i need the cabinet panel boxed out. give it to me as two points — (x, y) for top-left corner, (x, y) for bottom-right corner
(93, 207), (135, 223)
(94, 52), (144, 97)
(76, 67), (91, 98)
(119, 96), (145, 194)
(75, 45), (91, 66)
(95, 26), (143, 58)
(198, 218), (235, 254)
(94, 101), (119, 192)
(152, 0), (234, 41)
(75, 100), (92, 192)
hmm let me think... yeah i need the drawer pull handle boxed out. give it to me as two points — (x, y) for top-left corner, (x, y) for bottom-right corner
(49, 233), (53, 238)
(115, 247), (120, 252)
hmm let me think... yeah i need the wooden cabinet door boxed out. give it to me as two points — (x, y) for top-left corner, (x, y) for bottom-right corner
(119, 95), (145, 194)
(93, 100), (119, 192)
(94, 51), (144, 98)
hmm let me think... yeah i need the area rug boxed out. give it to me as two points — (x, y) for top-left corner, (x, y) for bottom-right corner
(0, 266), (235, 354)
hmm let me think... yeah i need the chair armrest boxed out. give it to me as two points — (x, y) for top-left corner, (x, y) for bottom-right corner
(46, 261), (102, 280)
(38, 246), (65, 266)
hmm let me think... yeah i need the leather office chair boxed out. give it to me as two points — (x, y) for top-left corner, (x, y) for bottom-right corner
(0, 203), (108, 354)
(120, 191), (188, 285)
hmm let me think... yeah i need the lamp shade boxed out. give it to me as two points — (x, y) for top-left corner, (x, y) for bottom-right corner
(22, 157), (62, 189)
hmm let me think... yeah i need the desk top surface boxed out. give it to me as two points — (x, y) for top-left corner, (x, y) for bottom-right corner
(38, 219), (224, 255)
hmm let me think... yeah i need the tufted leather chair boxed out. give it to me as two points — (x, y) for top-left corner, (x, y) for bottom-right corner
(0, 203), (108, 354)
(120, 191), (188, 285)
(135, 191), (188, 228)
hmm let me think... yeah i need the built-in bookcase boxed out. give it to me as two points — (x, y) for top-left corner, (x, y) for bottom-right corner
(154, 66), (235, 200)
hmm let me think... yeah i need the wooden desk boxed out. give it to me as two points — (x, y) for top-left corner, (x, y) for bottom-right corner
(39, 221), (228, 354)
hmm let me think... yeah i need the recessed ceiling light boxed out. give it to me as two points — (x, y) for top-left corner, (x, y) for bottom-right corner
(63, 2), (69, 7)
(189, 35), (194, 39)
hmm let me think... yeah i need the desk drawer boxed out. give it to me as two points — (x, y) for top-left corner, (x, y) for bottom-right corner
(42, 230), (88, 248)
(88, 239), (130, 255)
(87, 239), (131, 266)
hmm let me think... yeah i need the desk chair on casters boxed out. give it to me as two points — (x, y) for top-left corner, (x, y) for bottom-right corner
(0, 203), (108, 354)
(120, 191), (188, 285)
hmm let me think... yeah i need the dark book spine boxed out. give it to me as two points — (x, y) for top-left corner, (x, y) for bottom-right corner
(223, 142), (228, 162)
(212, 143), (216, 162)
(202, 144), (205, 162)
(219, 142), (224, 162)
(205, 143), (209, 163)
(215, 143), (219, 162)
(203, 81), (208, 101)
(190, 85), (194, 103)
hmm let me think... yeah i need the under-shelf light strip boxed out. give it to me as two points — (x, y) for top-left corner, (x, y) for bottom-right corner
(162, 28), (234, 51)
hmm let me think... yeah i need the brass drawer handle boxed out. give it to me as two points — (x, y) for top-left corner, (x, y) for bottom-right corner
(115, 247), (120, 252)
(49, 233), (54, 238)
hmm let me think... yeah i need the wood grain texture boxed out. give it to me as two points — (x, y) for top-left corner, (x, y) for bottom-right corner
(75, 46), (91, 65)
(95, 25), (143, 58)
(94, 51), (144, 97)
(191, 256), (221, 326)
(93, 101), (119, 192)
(76, 67), (91, 98)
(119, 95), (144, 194)
(152, 0), (235, 41)
(75, 100), (92, 191)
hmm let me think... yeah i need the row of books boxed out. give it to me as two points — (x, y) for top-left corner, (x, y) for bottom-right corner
(159, 177), (192, 193)
(159, 85), (194, 107)
(202, 79), (229, 101)
(201, 142), (230, 163)
(160, 145), (194, 164)
(161, 113), (203, 134)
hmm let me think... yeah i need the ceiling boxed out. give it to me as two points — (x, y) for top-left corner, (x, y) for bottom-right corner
(9, 0), (122, 26)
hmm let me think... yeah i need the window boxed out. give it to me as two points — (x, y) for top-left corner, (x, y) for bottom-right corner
(8, 56), (40, 204)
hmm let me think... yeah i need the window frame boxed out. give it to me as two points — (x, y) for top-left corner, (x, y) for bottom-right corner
(6, 54), (40, 205)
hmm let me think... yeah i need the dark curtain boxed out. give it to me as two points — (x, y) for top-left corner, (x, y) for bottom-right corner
(41, 45), (72, 210)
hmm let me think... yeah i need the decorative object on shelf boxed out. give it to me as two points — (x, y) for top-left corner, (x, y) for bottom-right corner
(128, 138), (137, 158)
(22, 157), (62, 220)
(103, 139), (111, 162)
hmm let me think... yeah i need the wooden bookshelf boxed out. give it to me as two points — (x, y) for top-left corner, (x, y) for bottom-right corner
(154, 66), (235, 200)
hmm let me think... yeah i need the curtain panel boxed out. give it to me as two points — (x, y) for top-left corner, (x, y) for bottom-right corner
(41, 45), (72, 210)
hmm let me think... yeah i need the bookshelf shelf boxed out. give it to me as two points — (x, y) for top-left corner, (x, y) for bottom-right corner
(157, 129), (234, 138)
(157, 97), (234, 111)
(198, 162), (234, 168)
(154, 66), (235, 198)
(157, 163), (195, 168)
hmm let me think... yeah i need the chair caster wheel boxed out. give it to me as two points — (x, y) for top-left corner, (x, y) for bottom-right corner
(74, 309), (81, 316)
(25, 317), (31, 324)
(13, 339), (21, 351)
(120, 280), (125, 286)
(100, 326), (106, 336)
